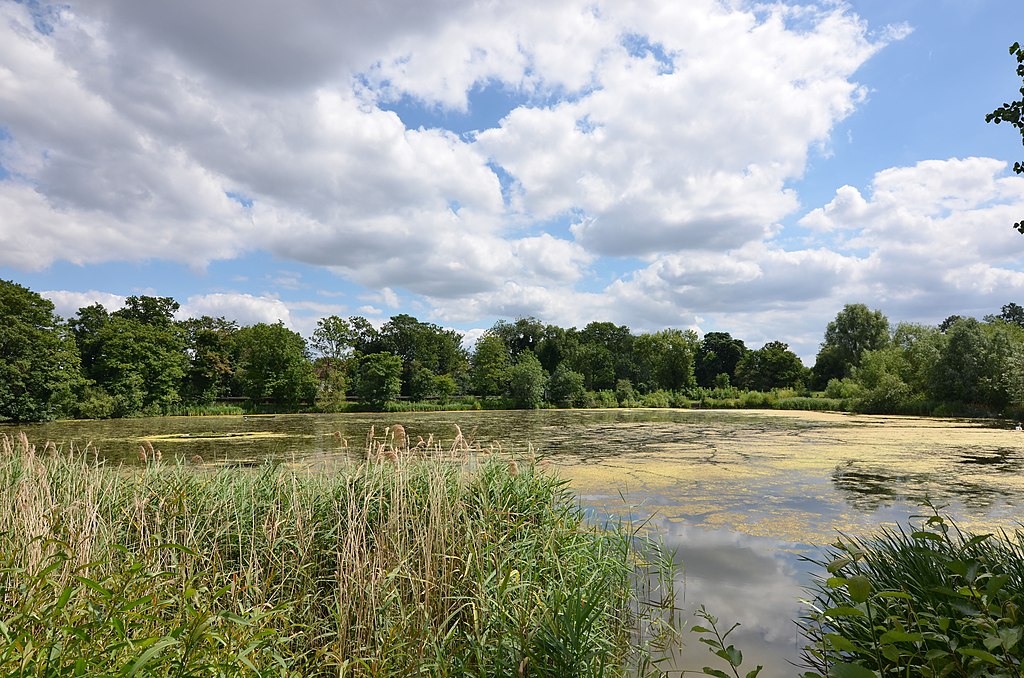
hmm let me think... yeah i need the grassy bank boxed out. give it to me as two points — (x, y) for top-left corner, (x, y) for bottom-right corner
(0, 431), (655, 676)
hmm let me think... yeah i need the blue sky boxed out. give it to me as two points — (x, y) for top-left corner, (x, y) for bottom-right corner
(1, 0), (1022, 361)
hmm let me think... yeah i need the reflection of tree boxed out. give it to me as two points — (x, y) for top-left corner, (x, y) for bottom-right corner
(830, 460), (1010, 511)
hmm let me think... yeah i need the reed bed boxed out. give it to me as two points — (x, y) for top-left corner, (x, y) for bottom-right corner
(0, 431), (641, 676)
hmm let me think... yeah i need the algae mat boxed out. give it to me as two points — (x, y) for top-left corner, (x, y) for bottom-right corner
(552, 410), (1023, 544)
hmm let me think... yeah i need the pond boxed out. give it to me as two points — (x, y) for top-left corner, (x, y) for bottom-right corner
(6, 409), (1023, 676)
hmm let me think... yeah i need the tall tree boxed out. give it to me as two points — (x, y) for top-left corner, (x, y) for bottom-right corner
(489, 317), (545, 361)
(311, 316), (356, 408)
(735, 341), (806, 391)
(353, 352), (403, 407)
(986, 40), (1024, 233)
(179, 316), (238, 405)
(234, 322), (317, 405)
(0, 280), (81, 421)
(813, 304), (890, 387)
(90, 316), (188, 416)
(471, 334), (510, 397)
(377, 314), (468, 395)
(113, 295), (179, 326)
(507, 352), (546, 409)
(998, 302), (1024, 329)
(695, 332), (747, 387)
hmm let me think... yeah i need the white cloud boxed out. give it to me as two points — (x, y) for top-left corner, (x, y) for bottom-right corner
(178, 293), (293, 327)
(41, 289), (127, 319)
(13, 0), (1015, 364)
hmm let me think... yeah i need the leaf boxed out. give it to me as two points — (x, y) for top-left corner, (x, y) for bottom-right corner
(827, 557), (853, 573)
(985, 574), (1009, 597)
(745, 668), (763, 678)
(702, 668), (731, 678)
(825, 633), (864, 654)
(831, 663), (877, 678)
(847, 576), (871, 603)
(872, 591), (912, 600)
(879, 630), (924, 644)
(956, 647), (1001, 664)
(911, 531), (944, 542)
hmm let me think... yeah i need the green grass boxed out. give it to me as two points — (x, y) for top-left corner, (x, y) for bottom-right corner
(0, 431), (653, 676)
(800, 508), (1024, 677)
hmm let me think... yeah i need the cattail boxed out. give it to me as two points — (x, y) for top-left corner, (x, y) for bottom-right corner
(392, 424), (407, 451)
(154, 449), (162, 462)
(508, 460), (520, 477)
(44, 441), (57, 456)
(190, 454), (204, 465)
(138, 445), (148, 463)
(382, 449), (399, 465)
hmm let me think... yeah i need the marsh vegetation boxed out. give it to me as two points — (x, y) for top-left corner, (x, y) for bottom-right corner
(0, 430), (669, 676)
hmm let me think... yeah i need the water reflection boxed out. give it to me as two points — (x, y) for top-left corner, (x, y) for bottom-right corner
(650, 520), (813, 678)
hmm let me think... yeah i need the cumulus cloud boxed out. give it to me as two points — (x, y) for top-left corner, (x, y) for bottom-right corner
(15, 0), (1016, 363)
(178, 293), (294, 327)
(41, 289), (127, 319)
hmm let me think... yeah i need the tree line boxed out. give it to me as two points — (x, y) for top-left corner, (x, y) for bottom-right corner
(1, 279), (1022, 422)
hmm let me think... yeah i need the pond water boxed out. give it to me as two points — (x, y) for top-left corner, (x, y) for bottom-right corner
(5, 409), (1023, 676)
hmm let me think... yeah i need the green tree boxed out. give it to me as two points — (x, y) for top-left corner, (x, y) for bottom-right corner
(489, 317), (546, 361)
(354, 352), (403, 407)
(377, 314), (468, 395)
(850, 347), (915, 413)
(695, 332), (747, 388)
(997, 302), (1024, 329)
(69, 303), (111, 380)
(507, 352), (546, 409)
(433, 374), (458, 405)
(571, 343), (616, 391)
(471, 334), (511, 397)
(985, 40), (1024, 233)
(547, 363), (586, 408)
(179, 316), (238, 405)
(735, 341), (806, 391)
(113, 295), (179, 326)
(235, 322), (317, 405)
(813, 304), (890, 387)
(85, 299), (188, 416)
(311, 316), (356, 409)
(578, 321), (634, 383)
(0, 280), (82, 421)
(926, 317), (1016, 407)
(535, 324), (580, 374)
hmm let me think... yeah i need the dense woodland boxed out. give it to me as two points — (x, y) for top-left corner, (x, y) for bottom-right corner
(1, 279), (1023, 422)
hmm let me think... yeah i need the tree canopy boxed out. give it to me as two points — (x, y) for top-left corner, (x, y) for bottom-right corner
(0, 281), (81, 421)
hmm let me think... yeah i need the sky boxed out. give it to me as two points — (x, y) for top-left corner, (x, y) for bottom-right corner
(1, 0), (1023, 362)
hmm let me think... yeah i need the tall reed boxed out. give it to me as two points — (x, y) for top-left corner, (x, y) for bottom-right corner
(0, 431), (639, 676)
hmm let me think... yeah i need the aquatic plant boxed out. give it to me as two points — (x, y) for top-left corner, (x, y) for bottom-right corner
(800, 507), (1024, 677)
(0, 431), (650, 676)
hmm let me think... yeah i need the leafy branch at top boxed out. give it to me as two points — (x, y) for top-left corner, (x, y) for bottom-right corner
(986, 41), (1024, 234)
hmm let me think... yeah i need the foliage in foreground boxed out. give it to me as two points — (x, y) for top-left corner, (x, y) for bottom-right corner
(0, 431), (643, 676)
(801, 508), (1024, 677)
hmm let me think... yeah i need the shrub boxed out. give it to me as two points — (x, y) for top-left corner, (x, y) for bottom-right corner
(801, 510), (1024, 677)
